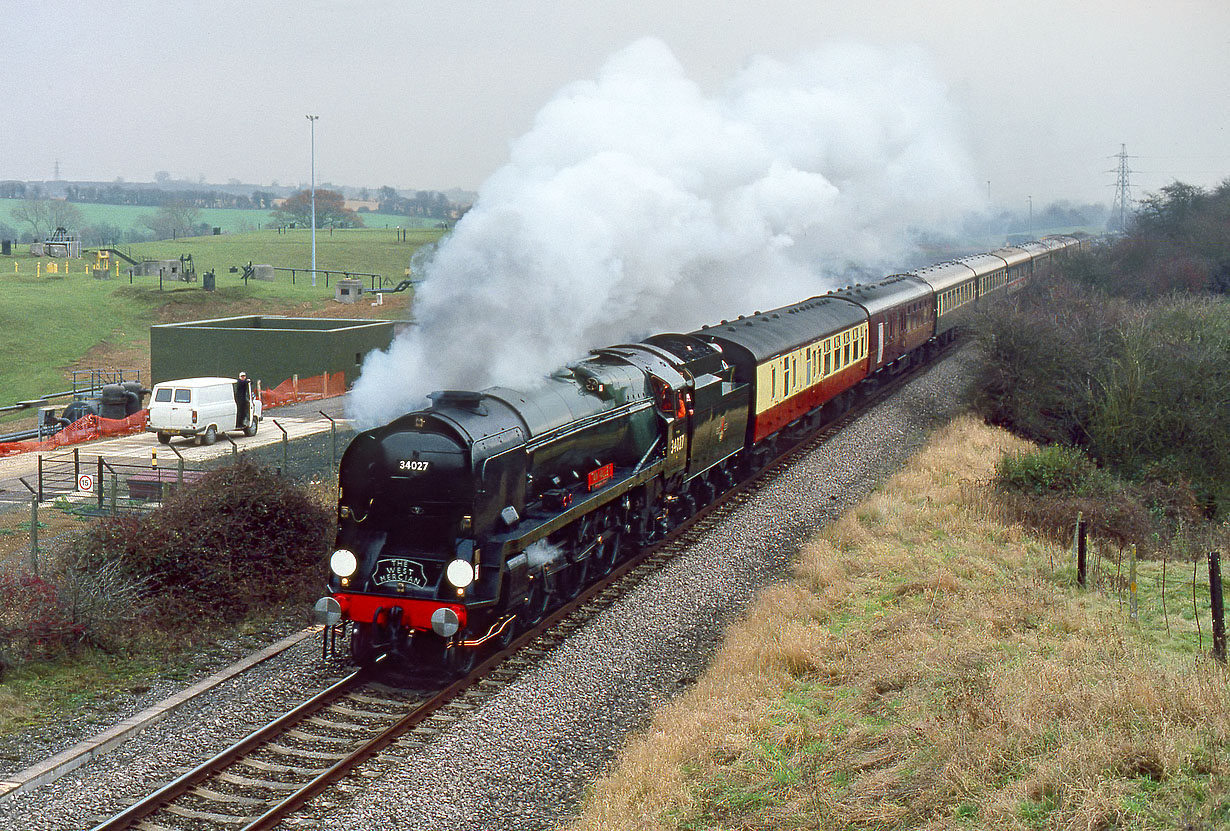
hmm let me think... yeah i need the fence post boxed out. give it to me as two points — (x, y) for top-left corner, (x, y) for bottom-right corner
(110, 473), (118, 515)
(38, 454), (44, 503)
(74, 446), (80, 481)
(273, 419), (288, 476)
(1077, 515), (1087, 588)
(1210, 551), (1226, 665)
(29, 496), (39, 578)
(320, 410), (337, 472)
(1129, 543), (1138, 621)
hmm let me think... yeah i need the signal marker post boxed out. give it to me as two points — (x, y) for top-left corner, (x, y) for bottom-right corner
(1210, 551), (1226, 664)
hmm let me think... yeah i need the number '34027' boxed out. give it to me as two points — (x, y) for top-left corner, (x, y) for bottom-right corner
(398, 460), (431, 472)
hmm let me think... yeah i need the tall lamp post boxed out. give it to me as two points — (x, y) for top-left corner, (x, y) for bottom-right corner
(306, 114), (319, 286)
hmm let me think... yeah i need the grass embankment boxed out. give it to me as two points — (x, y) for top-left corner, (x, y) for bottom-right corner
(568, 415), (1230, 830)
(0, 226), (440, 427)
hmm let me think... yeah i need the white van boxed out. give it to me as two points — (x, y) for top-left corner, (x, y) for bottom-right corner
(147, 377), (262, 445)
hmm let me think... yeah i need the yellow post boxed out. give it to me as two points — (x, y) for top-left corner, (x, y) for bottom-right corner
(37, 262), (41, 278)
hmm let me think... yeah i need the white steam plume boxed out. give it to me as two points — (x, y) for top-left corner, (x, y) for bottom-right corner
(349, 38), (981, 428)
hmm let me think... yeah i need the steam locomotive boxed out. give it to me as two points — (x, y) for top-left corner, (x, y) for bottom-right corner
(316, 235), (1088, 671)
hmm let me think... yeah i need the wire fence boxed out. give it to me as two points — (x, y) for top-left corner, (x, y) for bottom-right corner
(1058, 512), (1227, 664)
(0, 416), (356, 577)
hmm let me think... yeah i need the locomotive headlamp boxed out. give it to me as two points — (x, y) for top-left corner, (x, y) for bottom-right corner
(445, 558), (476, 588)
(330, 548), (358, 578)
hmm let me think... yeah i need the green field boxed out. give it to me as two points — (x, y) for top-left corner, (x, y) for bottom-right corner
(0, 226), (442, 429)
(0, 198), (434, 238)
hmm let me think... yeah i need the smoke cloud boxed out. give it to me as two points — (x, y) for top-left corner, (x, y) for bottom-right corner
(349, 38), (981, 428)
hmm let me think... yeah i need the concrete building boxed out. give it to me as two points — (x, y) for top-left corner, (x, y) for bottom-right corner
(150, 315), (400, 390)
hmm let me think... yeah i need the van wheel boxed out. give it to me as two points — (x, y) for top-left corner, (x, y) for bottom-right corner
(243, 419), (258, 437)
(156, 432), (171, 445)
(202, 425), (218, 446)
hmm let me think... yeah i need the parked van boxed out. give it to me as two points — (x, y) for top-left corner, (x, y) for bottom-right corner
(147, 377), (261, 445)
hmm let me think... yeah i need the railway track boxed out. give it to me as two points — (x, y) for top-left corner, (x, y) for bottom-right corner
(89, 342), (959, 831)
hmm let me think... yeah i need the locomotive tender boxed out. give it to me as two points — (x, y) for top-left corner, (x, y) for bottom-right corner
(317, 235), (1087, 671)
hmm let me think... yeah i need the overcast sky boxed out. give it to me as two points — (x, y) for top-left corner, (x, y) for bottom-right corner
(5, 0), (1228, 209)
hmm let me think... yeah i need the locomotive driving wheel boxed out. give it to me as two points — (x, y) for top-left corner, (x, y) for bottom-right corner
(593, 529), (620, 577)
(554, 558), (590, 600)
(591, 508), (620, 576)
(522, 572), (549, 628)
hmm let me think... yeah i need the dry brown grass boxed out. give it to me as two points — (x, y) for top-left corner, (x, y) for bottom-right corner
(564, 415), (1230, 831)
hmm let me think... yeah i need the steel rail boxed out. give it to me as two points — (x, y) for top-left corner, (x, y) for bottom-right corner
(87, 668), (366, 831)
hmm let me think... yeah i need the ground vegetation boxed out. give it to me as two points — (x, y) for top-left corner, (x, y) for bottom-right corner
(973, 183), (1230, 520)
(0, 462), (334, 730)
(566, 416), (1230, 831)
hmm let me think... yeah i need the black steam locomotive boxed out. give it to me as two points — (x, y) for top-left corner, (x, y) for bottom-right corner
(316, 235), (1088, 671)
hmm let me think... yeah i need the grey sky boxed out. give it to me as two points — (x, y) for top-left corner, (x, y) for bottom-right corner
(5, 0), (1228, 208)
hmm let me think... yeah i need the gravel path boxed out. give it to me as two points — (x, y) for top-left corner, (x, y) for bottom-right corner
(0, 347), (977, 830)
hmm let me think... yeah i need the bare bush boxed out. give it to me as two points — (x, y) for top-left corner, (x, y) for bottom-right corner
(45, 533), (147, 648)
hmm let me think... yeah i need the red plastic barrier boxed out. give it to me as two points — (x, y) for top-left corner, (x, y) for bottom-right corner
(0, 409), (150, 458)
(259, 371), (346, 410)
(0, 369), (349, 458)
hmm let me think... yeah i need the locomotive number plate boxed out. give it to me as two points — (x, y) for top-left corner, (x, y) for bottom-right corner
(373, 558), (429, 587)
(398, 460), (431, 473)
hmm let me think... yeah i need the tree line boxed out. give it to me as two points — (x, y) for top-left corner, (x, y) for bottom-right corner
(1, 183), (463, 244)
(0, 180), (282, 211)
